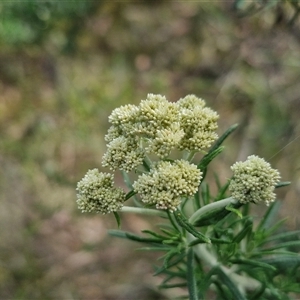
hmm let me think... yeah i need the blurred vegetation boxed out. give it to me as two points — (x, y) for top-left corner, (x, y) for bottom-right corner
(0, 1), (300, 299)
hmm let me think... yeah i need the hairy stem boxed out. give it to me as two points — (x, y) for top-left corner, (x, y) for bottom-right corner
(120, 206), (167, 218)
(187, 233), (261, 294)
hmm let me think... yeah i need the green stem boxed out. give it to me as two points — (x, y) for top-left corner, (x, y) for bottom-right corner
(142, 155), (153, 171)
(187, 233), (260, 294)
(120, 206), (167, 218)
(187, 248), (199, 300)
(189, 197), (238, 225)
(186, 150), (197, 162)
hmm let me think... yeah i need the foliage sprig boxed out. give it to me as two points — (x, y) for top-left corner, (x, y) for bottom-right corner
(76, 94), (297, 299)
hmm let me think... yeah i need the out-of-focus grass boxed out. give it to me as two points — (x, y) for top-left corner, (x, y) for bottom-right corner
(0, 2), (300, 299)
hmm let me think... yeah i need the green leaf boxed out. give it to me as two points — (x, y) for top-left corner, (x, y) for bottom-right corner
(113, 212), (121, 228)
(213, 279), (233, 300)
(108, 229), (163, 244)
(210, 123), (238, 152)
(258, 230), (300, 246)
(230, 258), (276, 272)
(142, 157), (151, 171)
(275, 181), (291, 188)
(159, 282), (187, 289)
(213, 172), (222, 190)
(125, 189), (137, 200)
(167, 210), (181, 233)
(251, 250), (299, 258)
(160, 228), (178, 237)
(249, 284), (266, 300)
(198, 146), (224, 173)
(188, 238), (208, 247)
(193, 202), (243, 227)
(142, 229), (167, 240)
(155, 251), (186, 275)
(214, 266), (247, 300)
(122, 170), (143, 206)
(173, 210), (211, 243)
(193, 189), (201, 210)
(257, 201), (281, 231)
(225, 204), (243, 218)
(259, 255), (300, 270)
(189, 237), (231, 247)
(265, 218), (288, 237)
(137, 246), (171, 251)
(232, 219), (253, 243)
(161, 248), (182, 267)
(262, 241), (300, 252)
(210, 237), (232, 244)
(215, 179), (231, 201)
(187, 248), (199, 300)
(201, 182), (211, 206)
(122, 170), (133, 189)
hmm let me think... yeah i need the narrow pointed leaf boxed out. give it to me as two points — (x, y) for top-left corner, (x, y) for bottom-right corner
(230, 258), (276, 271)
(125, 189), (137, 200)
(173, 210), (211, 243)
(108, 229), (162, 244)
(232, 220), (252, 243)
(142, 229), (167, 240)
(159, 282), (187, 289)
(214, 267), (247, 300)
(258, 230), (300, 246)
(198, 146), (224, 172)
(215, 179), (231, 201)
(257, 201), (281, 231)
(155, 251), (186, 275)
(211, 123), (238, 150)
(249, 284), (266, 300)
(262, 241), (300, 251)
(113, 212), (121, 228)
(259, 256), (300, 269)
(137, 246), (171, 251)
(275, 181), (291, 188)
(225, 204), (243, 219)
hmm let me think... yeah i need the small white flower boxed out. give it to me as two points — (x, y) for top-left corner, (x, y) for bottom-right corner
(76, 169), (126, 214)
(229, 155), (281, 205)
(133, 160), (202, 211)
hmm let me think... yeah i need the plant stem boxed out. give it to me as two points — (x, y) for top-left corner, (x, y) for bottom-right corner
(120, 206), (167, 218)
(187, 233), (260, 294)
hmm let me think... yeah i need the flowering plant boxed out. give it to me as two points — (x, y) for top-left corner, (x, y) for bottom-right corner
(76, 94), (299, 299)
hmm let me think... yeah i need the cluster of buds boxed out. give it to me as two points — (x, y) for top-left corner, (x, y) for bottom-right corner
(229, 155), (280, 206)
(76, 94), (281, 214)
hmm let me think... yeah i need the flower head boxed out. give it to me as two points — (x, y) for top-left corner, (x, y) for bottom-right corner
(76, 169), (126, 214)
(229, 155), (281, 205)
(102, 94), (219, 170)
(133, 160), (202, 211)
(146, 122), (184, 158)
(177, 95), (219, 152)
(136, 93), (180, 137)
(102, 136), (145, 172)
(108, 104), (139, 126)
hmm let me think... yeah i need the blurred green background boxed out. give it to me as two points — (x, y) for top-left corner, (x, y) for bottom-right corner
(0, 1), (300, 299)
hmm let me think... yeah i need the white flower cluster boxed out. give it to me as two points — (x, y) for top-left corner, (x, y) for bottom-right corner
(229, 155), (281, 205)
(133, 160), (202, 211)
(103, 93), (219, 172)
(177, 95), (219, 151)
(102, 136), (144, 172)
(77, 93), (218, 214)
(76, 169), (126, 214)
